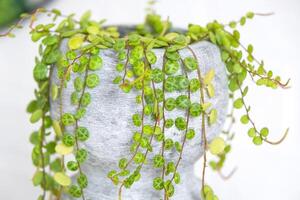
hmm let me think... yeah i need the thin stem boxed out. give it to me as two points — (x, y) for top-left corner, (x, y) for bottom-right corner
(118, 183), (124, 200)
(237, 81), (259, 132)
(168, 56), (191, 186)
(122, 46), (130, 84)
(73, 65), (90, 200)
(221, 94), (235, 138)
(58, 50), (92, 200)
(217, 167), (238, 181)
(223, 12), (275, 28)
(254, 12), (275, 16)
(221, 38), (290, 89)
(57, 49), (89, 199)
(144, 48), (168, 199)
(236, 80), (288, 145)
(159, 51), (168, 199)
(59, 46), (92, 127)
(118, 118), (159, 200)
(215, 93), (237, 181)
(159, 17), (170, 37)
(122, 66), (146, 169)
(0, 8), (79, 38)
(264, 128), (289, 145)
(39, 115), (47, 200)
(0, 8), (40, 37)
(118, 46), (151, 199)
(187, 45), (208, 191)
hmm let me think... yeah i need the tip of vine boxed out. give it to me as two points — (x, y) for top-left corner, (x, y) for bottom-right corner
(255, 12), (275, 16)
(264, 128), (289, 145)
(218, 167), (238, 181)
(279, 78), (291, 89)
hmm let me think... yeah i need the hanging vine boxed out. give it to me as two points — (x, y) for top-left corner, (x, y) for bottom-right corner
(1, 5), (290, 200)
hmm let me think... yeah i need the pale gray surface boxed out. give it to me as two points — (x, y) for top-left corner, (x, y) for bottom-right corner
(50, 39), (229, 200)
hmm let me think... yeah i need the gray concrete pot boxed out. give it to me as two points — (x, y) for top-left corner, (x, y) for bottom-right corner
(50, 27), (229, 200)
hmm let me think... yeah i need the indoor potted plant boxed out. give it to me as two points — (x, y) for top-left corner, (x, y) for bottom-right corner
(1, 3), (289, 200)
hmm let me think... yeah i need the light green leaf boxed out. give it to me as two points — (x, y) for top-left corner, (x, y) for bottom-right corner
(208, 109), (218, 125)
(233, 98), (243, 109)
(253, 136), (263, 145)
(260, 127), (269, 137)
(32, 171), (43, 186)
(247, 128), (256, 138)
(207, 83), (215, 98)
(54, 172), (71, 186)
(68, 34), (85, 50)
(87, 25), (99, 35)
(209, 137), (225, 155)
(203, 69), (215, 85)
(30, 109), (43, 123)
(51, 84), (58, 101)
(55, 143), (74, 155)
(201, 102), (212, 111)
(240, 115), (249, 124)
(52, 120), (62, 137)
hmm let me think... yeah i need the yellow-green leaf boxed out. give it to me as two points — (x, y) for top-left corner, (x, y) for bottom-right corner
(209, 109), (217, 125)
(51, 84), (58, 101)
(201, 102), (212, 111)
(164, 32), (179, 42)
(153, 99), (159, 116)
(55, 143), (73, 155)
(32, 170), (43, 186)
(68, 34), (85, 50)
(54, 172), (71, 186)
(209, 137), (226, 155)
(30, 109), (43, 123)
(203, 69), (215, 85)
(52, 120), (62, 137)
(87, 25), (99, 35)
(207, 83), (215, 98)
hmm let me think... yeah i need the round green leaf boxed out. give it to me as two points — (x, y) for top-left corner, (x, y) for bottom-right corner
(86, 73), (100, 88)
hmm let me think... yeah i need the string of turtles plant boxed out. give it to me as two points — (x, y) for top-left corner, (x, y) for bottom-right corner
(1, 5), (290, 200)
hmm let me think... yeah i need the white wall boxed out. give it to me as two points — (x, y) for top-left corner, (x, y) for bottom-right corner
(0, 0), (299, 199)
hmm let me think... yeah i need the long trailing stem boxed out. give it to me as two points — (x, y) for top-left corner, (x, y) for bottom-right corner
(118, 117), (160, 200)
(217, 167), (238, 180)
(143, 47), (169, 200)
(236, 80), (289, 145)
(56, 49), (89, 200)
(118, 44), (162, 199)
(38, 64), (55, 200)
(39, 115), (47, 200)
(221, 40), (290, 89)
(217, 92), (238, 180)
(187, 45), (208, 191)
(120, 52), (146, 170)
(122, 45), (131, 84)
(167, 54), (192, 188)
(73, 66), (90, 200)
(157, 50), (169, 200)
(0, 8), (80, 37)
(264, 129), (289, 145)
(0, 8), (41, 37)
(223, 12), (275, 28)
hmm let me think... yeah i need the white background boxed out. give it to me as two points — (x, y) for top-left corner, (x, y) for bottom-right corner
(0, 0), (299, 199)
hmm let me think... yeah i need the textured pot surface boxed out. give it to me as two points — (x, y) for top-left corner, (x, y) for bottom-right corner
(50, 35), (229, 200)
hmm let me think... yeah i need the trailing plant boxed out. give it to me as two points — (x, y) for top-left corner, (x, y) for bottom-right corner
(1, 4), (289, 200)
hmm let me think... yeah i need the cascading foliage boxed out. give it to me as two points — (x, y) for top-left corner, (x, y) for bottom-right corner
(1, 5), (289, 200)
